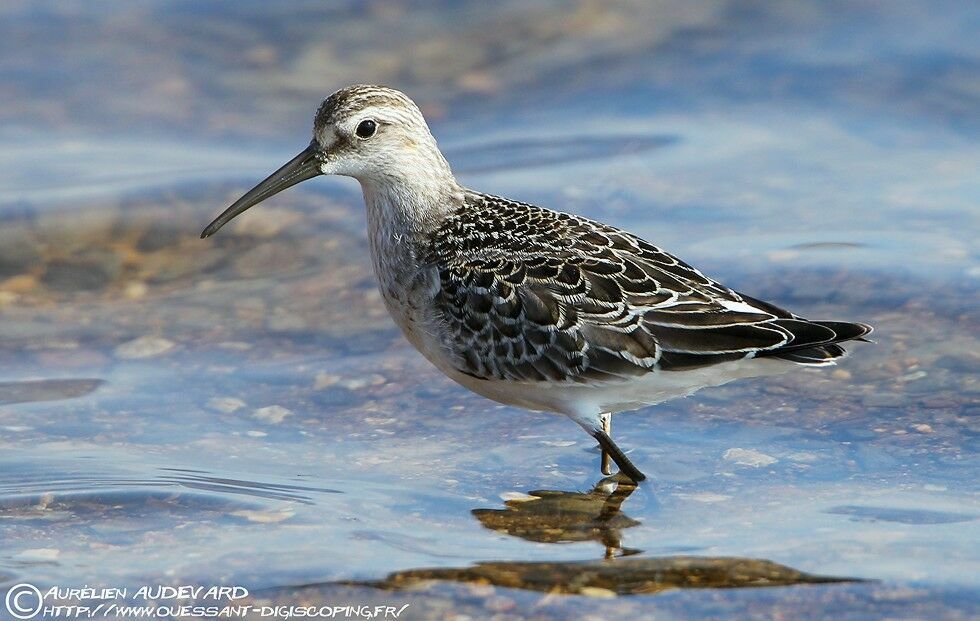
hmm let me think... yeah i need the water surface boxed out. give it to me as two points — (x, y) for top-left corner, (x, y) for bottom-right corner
(0, 2), (977, 619)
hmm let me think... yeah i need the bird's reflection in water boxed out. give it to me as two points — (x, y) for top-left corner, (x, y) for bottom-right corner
(359, 556), (858, 596)
(341, 476), (863, 596)
(472, 474), (641, 558)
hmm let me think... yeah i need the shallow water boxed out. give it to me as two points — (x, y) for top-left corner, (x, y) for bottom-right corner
(0, 2), (977, 620)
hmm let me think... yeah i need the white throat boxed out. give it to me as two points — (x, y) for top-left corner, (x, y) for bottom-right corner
(358, 162), (463, 241)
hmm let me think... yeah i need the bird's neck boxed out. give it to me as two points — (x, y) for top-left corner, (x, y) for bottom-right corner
(360, 172), (463, 295)
(358, 167), (463, 241)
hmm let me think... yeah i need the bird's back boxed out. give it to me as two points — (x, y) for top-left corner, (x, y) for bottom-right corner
(422, 191), (871, 393)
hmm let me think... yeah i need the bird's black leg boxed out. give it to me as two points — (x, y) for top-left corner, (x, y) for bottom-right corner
(592, 428), (646, 483)
(600, 413), (612, 476)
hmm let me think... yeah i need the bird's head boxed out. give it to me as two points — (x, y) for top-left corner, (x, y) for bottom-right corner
(202, 84), (455, 238)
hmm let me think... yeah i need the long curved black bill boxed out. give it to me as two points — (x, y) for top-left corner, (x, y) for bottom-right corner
(201, 141), (322, 238)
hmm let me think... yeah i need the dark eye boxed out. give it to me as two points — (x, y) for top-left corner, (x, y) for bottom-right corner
(355, 119), (377, 139)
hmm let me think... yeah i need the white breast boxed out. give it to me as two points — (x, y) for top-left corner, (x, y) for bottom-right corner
(364, 207), (454, 380)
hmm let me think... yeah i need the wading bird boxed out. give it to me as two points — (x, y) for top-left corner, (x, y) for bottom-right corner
(202, 85), (872, 482)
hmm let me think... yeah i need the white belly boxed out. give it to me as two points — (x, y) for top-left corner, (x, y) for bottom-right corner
(445, 357), (792, 417)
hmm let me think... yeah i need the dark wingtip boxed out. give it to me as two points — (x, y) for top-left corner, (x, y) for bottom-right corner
(854, 322), (874, 338)
(812, 320), (874, 343)
(854, 323), (875, 343)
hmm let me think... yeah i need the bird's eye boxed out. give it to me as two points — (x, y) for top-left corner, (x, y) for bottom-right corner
(355, 119), (377, 139)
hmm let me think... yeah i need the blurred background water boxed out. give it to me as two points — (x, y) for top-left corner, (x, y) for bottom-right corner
(0, 1), (977, 619)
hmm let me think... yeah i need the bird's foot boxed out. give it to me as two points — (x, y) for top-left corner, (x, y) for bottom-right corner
(592, 427), (646, 483)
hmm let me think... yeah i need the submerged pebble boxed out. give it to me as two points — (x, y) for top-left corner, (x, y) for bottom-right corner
(208, 397), (247, 413)
(253, 405), (293, 424)
(723, 448), (778, 467)
(113, 336), (176, 359)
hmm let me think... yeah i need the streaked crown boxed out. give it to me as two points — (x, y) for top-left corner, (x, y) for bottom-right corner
(314, 84), (421, 137)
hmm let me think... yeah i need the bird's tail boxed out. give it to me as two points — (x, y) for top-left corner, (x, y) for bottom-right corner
(762, 320), (874, 367)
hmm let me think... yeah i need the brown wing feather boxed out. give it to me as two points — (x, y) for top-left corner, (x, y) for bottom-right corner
(428, 193), (866, 382)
